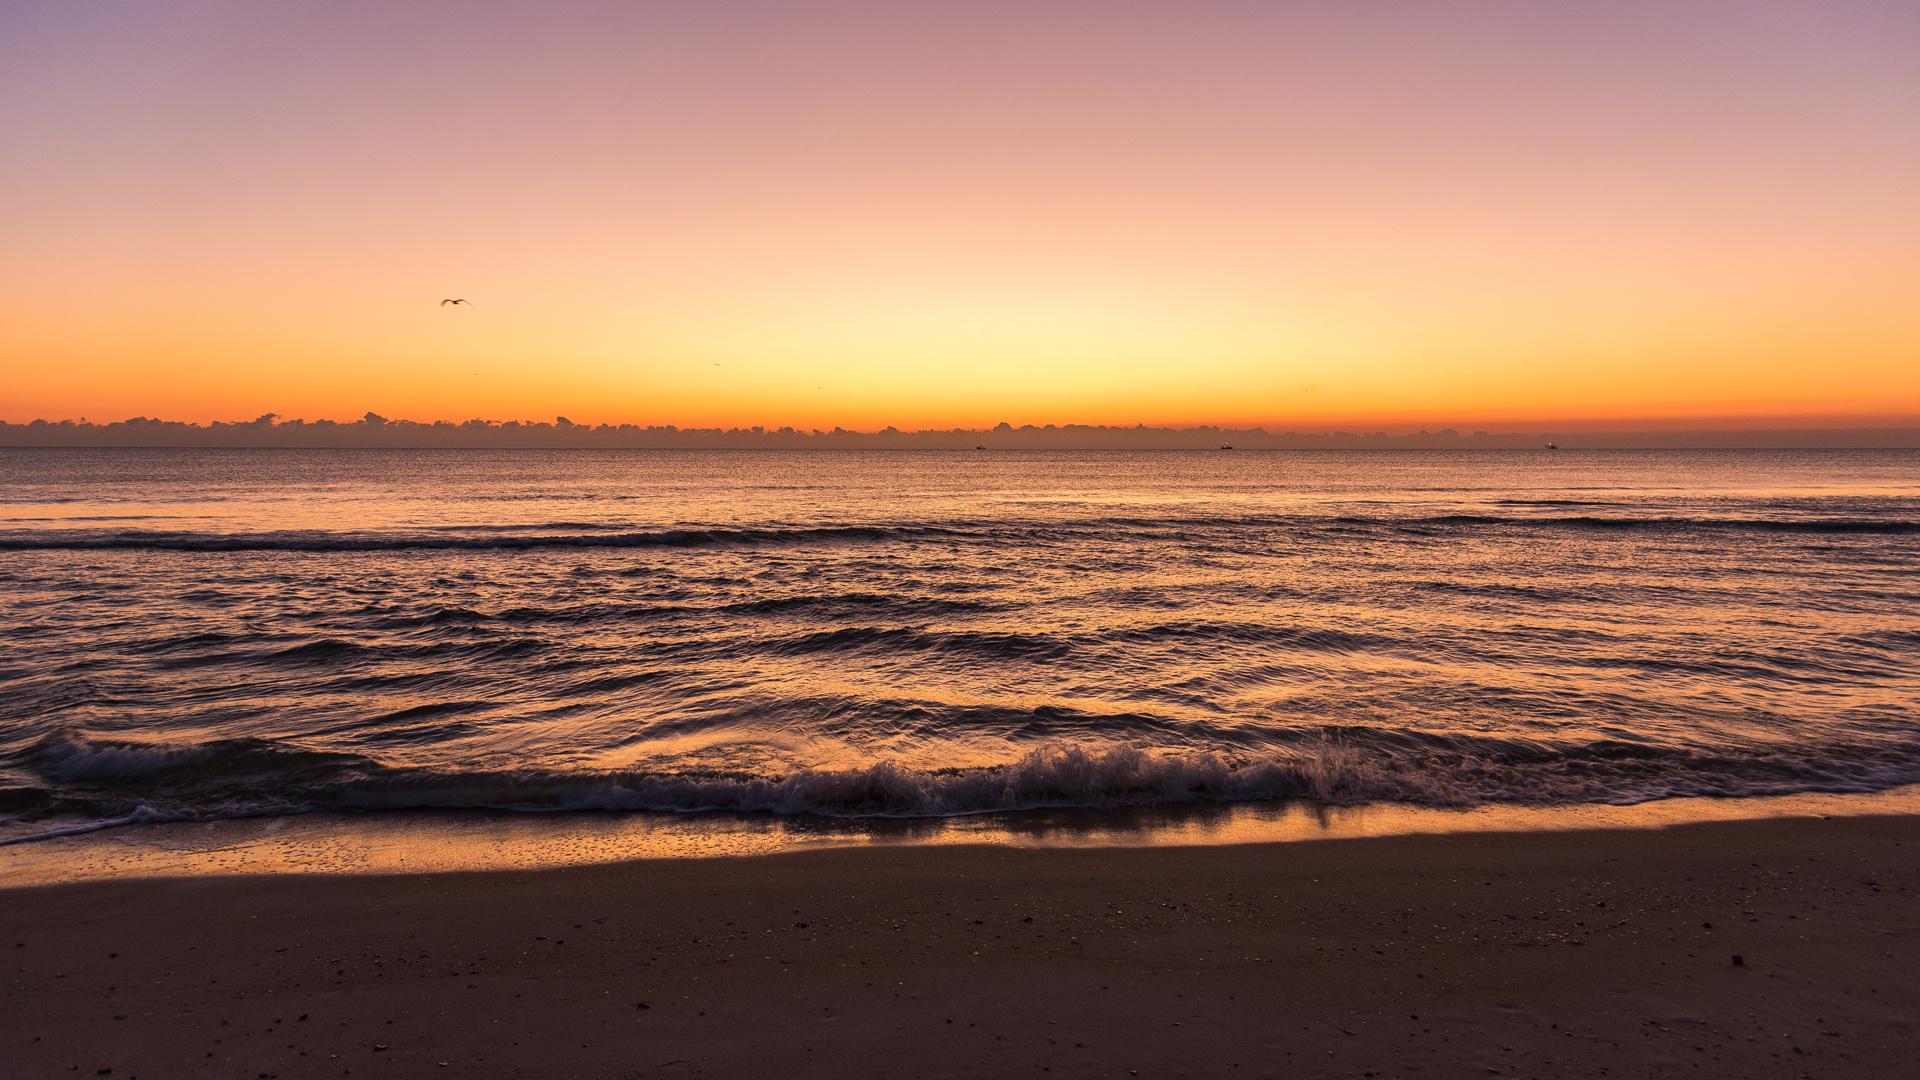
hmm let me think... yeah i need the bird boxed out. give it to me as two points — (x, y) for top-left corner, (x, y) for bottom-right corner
(441, 299), (470, 306)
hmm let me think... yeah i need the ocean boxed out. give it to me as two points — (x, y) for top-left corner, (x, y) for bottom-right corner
(2, 447), (1916, 846)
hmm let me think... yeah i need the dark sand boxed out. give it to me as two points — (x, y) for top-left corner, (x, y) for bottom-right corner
(4, 815), (1915, 1079)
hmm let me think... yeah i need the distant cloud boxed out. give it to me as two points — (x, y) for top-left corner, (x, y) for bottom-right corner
(1, 415), (1914, 449)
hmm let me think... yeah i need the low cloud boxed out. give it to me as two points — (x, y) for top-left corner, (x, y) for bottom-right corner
(1, 413), (1914, 449)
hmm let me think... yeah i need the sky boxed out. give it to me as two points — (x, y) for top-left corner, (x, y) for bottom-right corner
(3, 0), (1917, 431)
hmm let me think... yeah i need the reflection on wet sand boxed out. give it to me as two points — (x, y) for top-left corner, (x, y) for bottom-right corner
(6, 784), (1916, 887)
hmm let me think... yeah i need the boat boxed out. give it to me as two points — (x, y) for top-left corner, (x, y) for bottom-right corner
(1220, 443), (1233, 450)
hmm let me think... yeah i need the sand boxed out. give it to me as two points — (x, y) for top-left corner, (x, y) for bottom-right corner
(3, 814), (1915, 1079)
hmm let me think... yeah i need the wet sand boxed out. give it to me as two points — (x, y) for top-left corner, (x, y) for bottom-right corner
(4, 814), (1915, 1079)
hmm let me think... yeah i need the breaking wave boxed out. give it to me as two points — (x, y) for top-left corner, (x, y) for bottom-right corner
(10, 735), (1920, 843)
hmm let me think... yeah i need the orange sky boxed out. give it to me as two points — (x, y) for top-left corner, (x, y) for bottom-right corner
(3, 1), (1917, 430)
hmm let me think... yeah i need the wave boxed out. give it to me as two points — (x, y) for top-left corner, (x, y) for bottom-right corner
(0, 528), (726, 552)
(1413, 515), (1919, 533)
(1490, 499), (1624, 507)
(0, 523), (984, 552)
(11, 734), (1920, 843)
(3, 509), (1916, 553)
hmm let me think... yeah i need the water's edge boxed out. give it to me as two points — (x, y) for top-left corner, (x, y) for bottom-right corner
(4, 786), (1916, 889)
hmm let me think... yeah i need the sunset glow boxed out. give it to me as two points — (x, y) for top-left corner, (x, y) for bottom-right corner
(4, 1), (1917, 430)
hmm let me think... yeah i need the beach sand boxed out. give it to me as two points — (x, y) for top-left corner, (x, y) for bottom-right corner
(3, 814), (1914, 1079)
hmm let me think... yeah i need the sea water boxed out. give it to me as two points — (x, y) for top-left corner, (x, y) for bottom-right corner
(2, 447), (1916, 844)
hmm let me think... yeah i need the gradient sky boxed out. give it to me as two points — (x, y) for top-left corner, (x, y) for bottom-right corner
(4, 0), (1917, 430)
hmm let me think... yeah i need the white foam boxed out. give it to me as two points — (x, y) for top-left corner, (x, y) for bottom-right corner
(0, 806), (156, 846)
(336, 744), (1477, 817)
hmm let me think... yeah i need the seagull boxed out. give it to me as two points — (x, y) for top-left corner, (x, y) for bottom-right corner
(441, 299), (470, 306)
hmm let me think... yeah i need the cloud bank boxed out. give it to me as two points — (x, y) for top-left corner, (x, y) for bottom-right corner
(1, 414), (1914, 449)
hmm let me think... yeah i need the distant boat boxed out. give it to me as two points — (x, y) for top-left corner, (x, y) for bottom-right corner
(1220, 443), (1233, 450)
(1545, 442), (1558, 450)
(976, 445), (987, 449)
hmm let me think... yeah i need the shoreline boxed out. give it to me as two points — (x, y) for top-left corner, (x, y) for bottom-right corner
(4, 813), (1915, 1078)
(5, 785), (1919, 889)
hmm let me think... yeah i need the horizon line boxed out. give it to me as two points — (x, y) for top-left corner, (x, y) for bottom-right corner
(2, 413), (1916, 450)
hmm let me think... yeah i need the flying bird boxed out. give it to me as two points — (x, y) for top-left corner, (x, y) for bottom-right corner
(441, 299), (470, 306)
